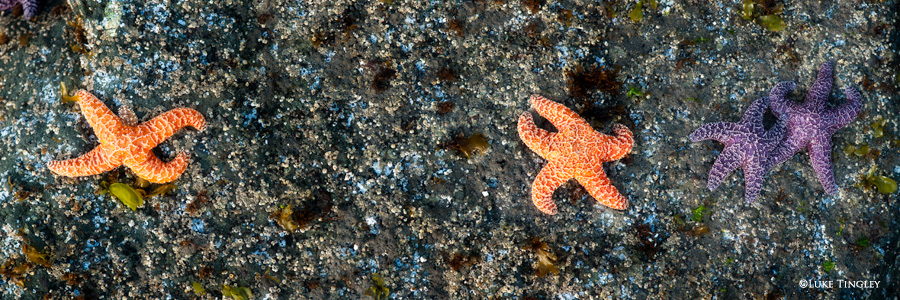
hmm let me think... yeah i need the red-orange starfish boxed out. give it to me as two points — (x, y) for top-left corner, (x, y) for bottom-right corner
(517, 95), (634, 215)
(49, 84), (206, 183)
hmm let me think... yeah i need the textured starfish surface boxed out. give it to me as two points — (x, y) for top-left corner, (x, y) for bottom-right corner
(49, 87), (206, 183)
(690, 97), (785, 203)
(0, 0), (38, 19)
(766, 61), (863, 194)
(517, 95), (634, 215)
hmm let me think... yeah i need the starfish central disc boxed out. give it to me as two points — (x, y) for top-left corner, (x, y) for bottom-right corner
(49, 88), (206, 183)
(517, 95), (634, 215)
(766, 61), (863, 194)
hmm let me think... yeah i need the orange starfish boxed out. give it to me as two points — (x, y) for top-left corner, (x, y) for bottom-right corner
(517, 95), (634, 215)
(48, 84), (206, 183)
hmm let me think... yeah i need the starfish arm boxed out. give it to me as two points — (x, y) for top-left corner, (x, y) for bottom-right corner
(73, 90), (125, 144)
(597, 123), (634, 161)
(805, 61), (834, 112)
(706, 146), (742, 191)
(742, 156), (766, 203)
(575, 162), (627, 210)
(132, 108), (206, 150)
(768, 81), (798, 117)
(517, 112), (556, 159)
(48, 145), (120, 177)
(739, 97), (769, 134)
(529, 95), (589, 134)
(766, 132), (808, 172)
(530, 160), (571, 215)
(128, 152), (191, 183)
(22, 0), (37, 18)
(762, 118), (787, 146)
(809, 134), (838, 194)
(689, 122), (740, 144)
(823, 87), (863, 134)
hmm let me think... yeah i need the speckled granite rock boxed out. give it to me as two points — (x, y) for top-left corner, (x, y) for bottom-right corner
(0, 0), (897, 299)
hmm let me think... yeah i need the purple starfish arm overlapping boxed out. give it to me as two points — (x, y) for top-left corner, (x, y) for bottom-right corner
(690, 61), (862, 202)
(690, 97), (786, 203)
(0, 0), (38, 19)
(766, 61), (863, 194)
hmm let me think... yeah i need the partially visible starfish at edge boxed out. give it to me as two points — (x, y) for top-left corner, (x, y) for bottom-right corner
(518, 95), (634, 215)
(690, 97), (786, 203)
(49, 84), (206, 183)
(765, 61), (863, 194)
(0, 0), (38, 19)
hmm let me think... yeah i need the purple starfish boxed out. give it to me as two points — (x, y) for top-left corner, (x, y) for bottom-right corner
(0, 0), (37, 19)
(766, 61), (863, 194)
(690, 96), (786, 203)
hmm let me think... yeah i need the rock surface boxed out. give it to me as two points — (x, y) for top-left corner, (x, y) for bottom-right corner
(0, 0), (897, 299)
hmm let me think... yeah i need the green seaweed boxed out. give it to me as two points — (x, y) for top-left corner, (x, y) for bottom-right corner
(862, 166), (898, 194)
(871, 118), (886, 138)
(627, 86), (644, 98)
(741, 0), (754, 20)
(629, 2), (643, 22)
(23, 244), (50, 268)
(853, 144), (871, 156)
(363, 274), (390, 300)
(192, 282), (206, 296)
(692, 205), (707, 222)
(109, 183), (143, 211)
(59, 82), (79, 103)
(628, 0), (657, 23)
(756, 15), (785, 31)
(855, 236), (869, 248)
(837, 219), (845, 236)
(740, 0), (786, 32)
(823, 260), (835, 272)
(222, 284), (252, 300)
